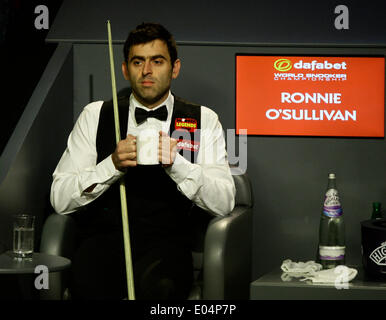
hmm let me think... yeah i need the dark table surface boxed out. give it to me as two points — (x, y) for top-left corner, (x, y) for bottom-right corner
(0, 251), (71, 274)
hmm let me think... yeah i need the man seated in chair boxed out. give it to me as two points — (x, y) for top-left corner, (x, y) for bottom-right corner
(50, 22), (235, 300)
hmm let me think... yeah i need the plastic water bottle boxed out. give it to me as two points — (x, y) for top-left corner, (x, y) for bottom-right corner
(318, 173), (345, 269)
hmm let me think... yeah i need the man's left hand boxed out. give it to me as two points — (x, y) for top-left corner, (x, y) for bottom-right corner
(159, 131), (177, 167)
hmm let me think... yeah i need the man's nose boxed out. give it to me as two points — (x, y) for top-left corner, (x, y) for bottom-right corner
(142, 60), (152, 76)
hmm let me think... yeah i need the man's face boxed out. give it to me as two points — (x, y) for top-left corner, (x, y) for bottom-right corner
(122, 39), (180, 108)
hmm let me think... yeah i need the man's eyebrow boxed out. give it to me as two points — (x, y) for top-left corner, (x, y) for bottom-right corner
(129, 54), (168, 62)
(151, 55), (167, 61)
(129, 55), (145, 62)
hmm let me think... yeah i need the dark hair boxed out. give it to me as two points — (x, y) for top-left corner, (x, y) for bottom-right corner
(123, 22), (178, 65)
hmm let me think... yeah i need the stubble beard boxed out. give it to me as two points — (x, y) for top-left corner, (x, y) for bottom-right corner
(132, 85), (170, 108)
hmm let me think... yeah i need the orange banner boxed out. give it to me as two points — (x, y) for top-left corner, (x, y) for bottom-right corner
(236, 55), (385, 137)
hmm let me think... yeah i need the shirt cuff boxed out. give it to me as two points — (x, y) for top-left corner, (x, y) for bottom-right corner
(79, 155), (125, 195)
(165, 153), (202, 200)
(165, 153), (191, 183)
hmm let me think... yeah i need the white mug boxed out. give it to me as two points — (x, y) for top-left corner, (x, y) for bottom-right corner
(136, 127), (159, 165)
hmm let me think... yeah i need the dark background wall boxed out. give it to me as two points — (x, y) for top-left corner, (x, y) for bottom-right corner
(0, 0), (63, 155)
(1, 0), (386, 289)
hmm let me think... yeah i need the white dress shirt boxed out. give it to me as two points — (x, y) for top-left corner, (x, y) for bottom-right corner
(50, 91), (236, 216)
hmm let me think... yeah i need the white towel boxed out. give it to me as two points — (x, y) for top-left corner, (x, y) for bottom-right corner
(281, 259), (323, 275)
(300, 265), (358, 283)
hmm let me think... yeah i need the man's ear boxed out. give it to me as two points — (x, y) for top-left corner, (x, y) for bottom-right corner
(172, 59), (181, 79)
(122, 62), (129, 80)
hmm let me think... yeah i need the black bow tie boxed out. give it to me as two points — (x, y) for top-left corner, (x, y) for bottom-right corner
(135, 105), (168, 125)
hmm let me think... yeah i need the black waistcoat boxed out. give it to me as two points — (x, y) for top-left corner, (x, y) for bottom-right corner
(76, 94), (202, 256)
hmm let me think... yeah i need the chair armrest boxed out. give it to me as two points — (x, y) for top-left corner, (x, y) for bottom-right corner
(40, 213), (77, 258)
(202, 205), (252, 299)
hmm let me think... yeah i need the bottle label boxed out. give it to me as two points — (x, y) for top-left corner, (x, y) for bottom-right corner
(319, 245), (345, 260)
(323, 189), (343, 217)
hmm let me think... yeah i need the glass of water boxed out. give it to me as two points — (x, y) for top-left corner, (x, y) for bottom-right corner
(13, 214), (35, 259)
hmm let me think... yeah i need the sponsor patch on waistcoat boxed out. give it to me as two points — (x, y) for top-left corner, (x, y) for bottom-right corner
(177, 139), (200, 152)
(175, 118), (197, 132)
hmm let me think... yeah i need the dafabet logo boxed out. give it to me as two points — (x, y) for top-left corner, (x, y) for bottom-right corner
(274, 58), (347, 71)
(274, 59), (292, 71)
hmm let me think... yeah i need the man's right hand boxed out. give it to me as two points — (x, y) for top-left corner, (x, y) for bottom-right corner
(111, 134), (137, 171)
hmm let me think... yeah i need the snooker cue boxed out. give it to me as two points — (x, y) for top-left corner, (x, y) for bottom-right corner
(107, 20), (135, 300)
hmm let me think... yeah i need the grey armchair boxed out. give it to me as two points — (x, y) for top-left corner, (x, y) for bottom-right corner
(40, 172), (253, 300)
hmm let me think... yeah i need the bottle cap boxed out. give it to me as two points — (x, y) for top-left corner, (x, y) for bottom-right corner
(329, 173), (336, 179)
(373, 202), (381, 208)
